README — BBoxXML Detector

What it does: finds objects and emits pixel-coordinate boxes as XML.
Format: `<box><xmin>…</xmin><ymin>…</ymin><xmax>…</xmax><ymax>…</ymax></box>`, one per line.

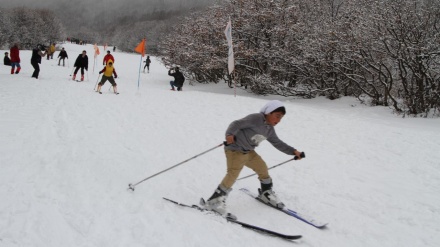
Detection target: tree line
<box><xmin>159</xmin><ymin>0</ymin><xmax>440</xmax><ymax>117</ymax></box>
<box><xmin>0</xmin><ymin>7</ymin><xmax>65</xmax><ymax>50</ymax></box>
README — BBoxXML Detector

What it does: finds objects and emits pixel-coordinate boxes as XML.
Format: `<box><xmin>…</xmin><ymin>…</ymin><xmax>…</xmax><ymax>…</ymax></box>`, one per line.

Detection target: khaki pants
<box><xmin>220</xmin><ymin>150</ymin><xmax>270</xmax><ymax>189</ymax></box>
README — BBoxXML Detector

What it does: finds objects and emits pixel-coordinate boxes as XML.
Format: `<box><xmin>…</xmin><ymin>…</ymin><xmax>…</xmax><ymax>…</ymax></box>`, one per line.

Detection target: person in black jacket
<box><xmin>30</xmin><ymin>44</ymin><xmax>47</xmax><ymax>79</ymax></box>
<box><xmin>57</xmin><ymin>48</ymin><xmax>68</xmax><ymax>67</ymax></box>
<box><xmin>73</xmin><ymin>50</ymin><xmax>88</xmax><ymax>81</ymax></box>
<box><xmin>143</xmin><ymin>56</ymin><xmax>151</xmax><ymax>73</ymax></box>
<box><xmin>4</xmin><ymin>52</ymin><xmax>11</xmax><ymax>66</ymax></box>
<box><xmin>168</xmin><ymin>66</ymin><xmax>185</xmax><ymax>91</ymax></box>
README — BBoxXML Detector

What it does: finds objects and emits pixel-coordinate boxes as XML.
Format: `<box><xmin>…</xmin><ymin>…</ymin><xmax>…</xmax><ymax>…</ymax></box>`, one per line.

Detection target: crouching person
<box><xmin>97</xmin><ymin>60</ymin><xmax>119</xmax><ymax>95</ymax></box>
<box><xmin>168</xmin><ymin>66</ymin><xmax>185</xmax><ymax>91</ymax></box>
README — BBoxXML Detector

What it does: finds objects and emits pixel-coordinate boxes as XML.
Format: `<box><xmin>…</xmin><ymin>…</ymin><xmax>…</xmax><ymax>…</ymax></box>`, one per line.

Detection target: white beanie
<box><xmin>260</xmin><ymin>100</ymin><xmax>284</xmax><ymax>114</ymax></box>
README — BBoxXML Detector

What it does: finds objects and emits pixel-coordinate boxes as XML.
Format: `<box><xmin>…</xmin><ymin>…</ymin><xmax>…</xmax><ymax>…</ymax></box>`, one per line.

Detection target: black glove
<box><xmin>99</xmin><ymin>71</ymin><xmax>102</xmax><ymax>74</ymax></box>
<box><xmin>114</xmin><ymin>75</ymin><xmax>117</xmax><ymax>78</ymax></box>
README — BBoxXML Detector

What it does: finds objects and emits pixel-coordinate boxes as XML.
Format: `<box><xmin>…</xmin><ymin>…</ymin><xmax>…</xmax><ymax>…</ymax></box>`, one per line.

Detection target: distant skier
<box><xmin>73</xmin><ymin>50</ymin><xmax>88</xmax><ymax>81</ymax></box>
<box><xmin>168</xmin><ymin>66</ymin><xmax>185</xmax><ymax>91</ymax></box>
<box><xmin>57</xmin><ymin>47</ymin><xmax>68</xmax><ymax>67</ymax></box>
<box><xmin>4</xmin><ymin>52</ymin><xmax>11</xmax><ymax>66</ymax></box>
<box><xmin>103</xmin><ymin>50</ymin><xmax>114</xmax><ymax>65</ymax></box>
<box><xmin>31</xmin><ymin>44</ymin><xmax>47</xmax><ymax>79</ymax></box>
<box><xmin>143</xmin><ymin>56</ymin><xmax>151</xmax><ymax>73</ymax></box>
<box><xmin>10</xmin><ymin>43</ymin><xmax>21</xmax><ymax>74</ymax></box>
<box><xmin>97</xmin><ymin>60</ymin><xmax>118</xmax><ymax>94</ymax></box>
<box><xmin>47</xmin><ymin>43</ymin><xmax>56</xmax><ymax>60</ymax></box>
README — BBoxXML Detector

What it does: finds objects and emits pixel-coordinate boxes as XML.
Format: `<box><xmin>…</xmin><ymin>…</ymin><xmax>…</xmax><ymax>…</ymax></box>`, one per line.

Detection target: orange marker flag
<box><xmin>134</xmin><ymin>38</ymin><xmax>146</xmax><ymax>57</ymax></box>
<box><xmin>94</xmin><ymin>44</ymin><xmax>100</xmax><ymax>58</ymax></box>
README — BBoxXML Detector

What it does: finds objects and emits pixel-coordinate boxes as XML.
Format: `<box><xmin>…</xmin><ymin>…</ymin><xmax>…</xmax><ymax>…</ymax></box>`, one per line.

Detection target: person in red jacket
<box><xmin>103</xmin><ymin>50</ymin><xmax>114</xmax><ymax>65</ymax></box>
<box><xmin>10</xmin><ymin>43</ymin><xmax>21</xmax><ymax>74</ymax></box>
<box><xmin>97</xmin><ymin>60</ymin><xmax>118</xmax><ymax>94</ymax></box>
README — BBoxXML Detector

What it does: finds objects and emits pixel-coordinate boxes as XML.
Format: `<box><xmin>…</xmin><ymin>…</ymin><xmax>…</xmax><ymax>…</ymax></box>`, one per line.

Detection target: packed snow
<box><xmin>1</xmin><ymin>43</ymin><xmax>440</xmax><ymax>247</ymax></box>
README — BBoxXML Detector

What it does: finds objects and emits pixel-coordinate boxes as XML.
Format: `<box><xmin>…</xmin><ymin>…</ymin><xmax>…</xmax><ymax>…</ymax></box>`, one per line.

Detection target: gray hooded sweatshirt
<box><xmin>224</xmin><ymin>113</ymin><xmax>296</xmax><ymax>155</ymax></box>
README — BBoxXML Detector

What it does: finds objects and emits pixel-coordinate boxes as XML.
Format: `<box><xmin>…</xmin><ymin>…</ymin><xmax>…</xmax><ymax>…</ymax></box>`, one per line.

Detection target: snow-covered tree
<box><xmin>335</xmin><ymin>0</ymin><xmax>440</xmax><ymax>116</ymax></box>
<box><xmin>1</xmin><ymin>7</ymin><xmax>65</xmax><ymax>49</ymax></box>
<box><xmin>37</xmin><ymin>9</ymin><xmax>66</xmax><ymax>45</ymax></box>
<box><xmin>159</xmin><ymin>0</ymin><xmax>440</xmax><ymax>117</ymax></box>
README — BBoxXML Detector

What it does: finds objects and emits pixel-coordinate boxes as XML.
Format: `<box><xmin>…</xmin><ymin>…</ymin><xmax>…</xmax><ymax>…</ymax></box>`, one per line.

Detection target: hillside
<box><xmin>1</xmin><ymin>43</ymin><xmax>440</xmax><ymax>247</ymax></box>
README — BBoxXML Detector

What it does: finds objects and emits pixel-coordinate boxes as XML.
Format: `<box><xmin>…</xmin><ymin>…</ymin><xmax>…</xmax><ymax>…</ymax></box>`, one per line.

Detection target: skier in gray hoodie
<box><xmin>205</xmin><ymin>100</ymin><xmax>304</xmax><ymax>215</ymax></box>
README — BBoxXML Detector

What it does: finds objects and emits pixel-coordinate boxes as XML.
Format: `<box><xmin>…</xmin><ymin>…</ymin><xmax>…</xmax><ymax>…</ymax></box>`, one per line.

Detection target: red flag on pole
<box><xmin>134</xmin><ymin>39</ymin><xmax>146</xmax><ymax>57</ymax></box>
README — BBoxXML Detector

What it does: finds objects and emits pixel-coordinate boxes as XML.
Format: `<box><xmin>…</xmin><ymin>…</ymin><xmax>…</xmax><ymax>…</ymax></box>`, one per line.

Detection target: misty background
<box><xmin>2</xmin><ymin>0</ymin><xmax>219</xmax><ymax>52</ymax></box>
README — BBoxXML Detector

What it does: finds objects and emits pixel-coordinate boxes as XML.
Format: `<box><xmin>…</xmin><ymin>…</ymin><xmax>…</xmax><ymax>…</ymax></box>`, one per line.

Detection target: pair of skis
<box><xmin>163</xmin><ymin>197</ymin><xmax>302</xmax><ymax>241</ymax></box>
<box><xmin>164</xmin><ymin>188</ymin><xmax>327</xmax><ymax>241</ymax></box>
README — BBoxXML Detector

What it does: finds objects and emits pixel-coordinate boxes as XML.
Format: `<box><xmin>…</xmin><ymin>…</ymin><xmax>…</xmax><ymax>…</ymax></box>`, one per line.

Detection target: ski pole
<box><xmin>128</xmin><ymin>142</ymin><xmax>225</xmax><ymax>191</ymax></box>
<box><xmin>69</xmin><ymin>66</ymin><xmax>75</xmax><ymax>77</ymax></box>
<box><xmin>94</xmin><ymin>75</ymin><xmax>101</xmax><ymax>91</ymax></box>
<box><xmin>237</xmin><ymin>152</ymin><xmax>305</xmax><ymax>181</ymax></box>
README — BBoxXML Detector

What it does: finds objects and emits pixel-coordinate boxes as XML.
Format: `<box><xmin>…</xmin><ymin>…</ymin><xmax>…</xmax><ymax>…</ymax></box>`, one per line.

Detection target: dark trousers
<box><xmin>31</xmin><ymin>61</ymin><xmax>40</xmax><ymax>78</ymax></box>
<box><xmin>74</xmin><ymin>66</ymin><xmax>85</xmax><ymax>75</ymax></box>
<box><xmin>99</xmin><ymin>75</ymin><xmax>117</xmax><ymax>86</ymax></box>
<box><xmin>58</xmin><ymin>57</ymin><xmax>66</xmax><ymax>66</ymax></box>
<box><xmin>170</xmin><ymin>81</ymin><xmax>182</xmax><ymax>91</ymax></box>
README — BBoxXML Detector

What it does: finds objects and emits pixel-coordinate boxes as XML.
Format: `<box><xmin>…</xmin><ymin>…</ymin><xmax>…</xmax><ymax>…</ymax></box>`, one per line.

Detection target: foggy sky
<box><xmin>3</xmin><ymin>0</ymin><xmax>220</xmax><ymax>32</ymax></box>
<box><xmin>2</xmin><ymin>0</ymin><xmax>218</xmax><ymax>10</ymax></box>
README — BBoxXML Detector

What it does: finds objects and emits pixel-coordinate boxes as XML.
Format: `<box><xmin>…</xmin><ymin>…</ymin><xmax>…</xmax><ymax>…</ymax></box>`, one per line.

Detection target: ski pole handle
<box><xmin>223</xmin><ymin>136</ymin><xmax>236</xmax><ymax>146</ymax></box>
<box><xmin>293</xmin><ymin>152</ymin><xmax>305</xmax><ymax>160</ymax></box>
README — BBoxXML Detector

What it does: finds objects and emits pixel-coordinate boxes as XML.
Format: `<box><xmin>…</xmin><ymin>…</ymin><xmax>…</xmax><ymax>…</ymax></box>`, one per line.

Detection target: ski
<box><xmin>240</xmin><ymin>188</ymin><xmax>327</xmax><ymax>229</ymax></box>
<box><xmin>163</xmin><ymin>197</ymin><xmax>302</xmax><ymax>240</ymax></box>
<box><xmin>95</xmin><ymin>91</ymin><xmax>118</xmax><ymax>95</ymax></box>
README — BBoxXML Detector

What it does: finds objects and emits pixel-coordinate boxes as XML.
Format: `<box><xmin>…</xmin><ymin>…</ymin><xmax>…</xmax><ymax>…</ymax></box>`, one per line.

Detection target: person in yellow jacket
<box><xmin>97</xmin><ymin>60</ymin><xmax>118</xmax><ymax>94</ymax></box>
<box><xmin>48</xmin><ymin>43</ymin><xmax>55</xmax><ymax>59</ymax></box>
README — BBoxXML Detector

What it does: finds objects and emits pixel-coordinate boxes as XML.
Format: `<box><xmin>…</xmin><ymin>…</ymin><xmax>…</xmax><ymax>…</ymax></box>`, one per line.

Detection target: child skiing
<box><xmin>204</xmin><ymin>100</ymin><xmax>304</xmax><ymax>215</ymax></box>
<box><xmin>97</xmin><ymin>60</ymin><xmax>118</xmax><ymax>94</ymax></box>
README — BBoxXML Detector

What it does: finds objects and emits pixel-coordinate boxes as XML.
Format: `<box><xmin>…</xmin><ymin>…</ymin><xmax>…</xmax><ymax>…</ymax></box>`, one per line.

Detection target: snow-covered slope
<box><xmin>1</xmin><ymin>43</ymin><xmax>439</xmax><ymax>247</ymax></box>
